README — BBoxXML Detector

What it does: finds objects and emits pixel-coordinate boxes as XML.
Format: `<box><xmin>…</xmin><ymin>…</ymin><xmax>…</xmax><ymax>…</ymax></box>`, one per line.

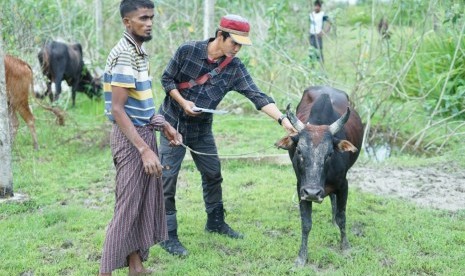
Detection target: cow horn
<box><xmin>286</xmin><ymin>104</ymin><xmax>305</xmax><ymax>132</ymax></box>
<box><xmin>329</xmin><ymin>107</ymin><xmax>351</xmax><ymax>135</ymax></box>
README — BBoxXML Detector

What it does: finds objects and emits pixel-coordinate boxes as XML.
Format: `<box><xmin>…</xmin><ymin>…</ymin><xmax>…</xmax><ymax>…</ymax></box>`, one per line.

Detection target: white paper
<box><xmin>192</xmin><ymin>106</ymin><xmax>228</xmax><ymax>114</ymax></box>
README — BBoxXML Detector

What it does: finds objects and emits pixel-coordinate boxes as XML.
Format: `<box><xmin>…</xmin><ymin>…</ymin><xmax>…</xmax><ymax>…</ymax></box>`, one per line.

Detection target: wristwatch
<box><xmin>278</xmin><ymin>114</ymin><xmax>287</xmax><ymax>125</ymax></box>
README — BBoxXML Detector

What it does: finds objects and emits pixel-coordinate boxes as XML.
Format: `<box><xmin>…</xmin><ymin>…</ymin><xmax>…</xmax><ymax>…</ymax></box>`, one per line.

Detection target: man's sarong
<box><xmin>100</xmin><ymin>119</ymin><xmax>167</xmax><ymax>273</ymax></box>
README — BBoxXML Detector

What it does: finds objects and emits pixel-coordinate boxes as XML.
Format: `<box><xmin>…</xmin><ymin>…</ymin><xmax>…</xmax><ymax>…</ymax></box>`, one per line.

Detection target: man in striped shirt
<box><xmin>99</xmin><ymin>1</ymin><xmax>181</xmax><ymax>275</ymax></box>
<box><xmin>158</xmin><ymin>14</ymin><xmax>296</xmax><ymax>257</ymax></box>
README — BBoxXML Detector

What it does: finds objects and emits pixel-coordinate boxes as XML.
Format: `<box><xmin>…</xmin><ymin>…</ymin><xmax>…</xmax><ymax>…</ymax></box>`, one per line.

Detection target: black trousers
<box><xmin>309</xmin><ymin>34</ymin><xmax>324</xmax><ymax>62</ymax></box>
<box><xmin>159</xmin><ymin>130</ymin><xmax>223</xmax><ymax>218</ymax></box>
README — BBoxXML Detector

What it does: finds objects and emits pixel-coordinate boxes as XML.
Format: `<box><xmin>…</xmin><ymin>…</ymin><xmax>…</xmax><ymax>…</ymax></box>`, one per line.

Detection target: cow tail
<box><xmin>39</xmin><ymin>44</ymin><xmax>50</xmax><ymax>76</ymax></box>
<box><xmin>30</xmin><ymin>60</ymin><xmax>66</xmax><ymax>126</ymax></box>
<box><xmin>32</xmin><ymin>95</ymin><xmax>66</xmax><ymax>126</ymax></box>
<box><xmin>25</xmin><ymin>63</ymin><xmax>35</xmax><ymax>100</ymax></box>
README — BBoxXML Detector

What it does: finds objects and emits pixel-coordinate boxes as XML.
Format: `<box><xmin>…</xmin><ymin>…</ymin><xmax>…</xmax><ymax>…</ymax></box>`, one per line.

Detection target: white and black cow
<box><xmin>276</xmin><ymin>86</ymin><xmax>364</xmax><ymax>266</ymax></box>
<box><xmin>38</xmin><ymin>40</ymin><xmax>102</xmax><ymax>106</ymax></box>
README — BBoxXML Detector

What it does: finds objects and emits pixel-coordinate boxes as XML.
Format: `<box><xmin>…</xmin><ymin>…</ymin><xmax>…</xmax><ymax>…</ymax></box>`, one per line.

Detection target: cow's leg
<box><xmin>72</xmin><ymin>88</ymin><xmax>76</xmax><ymax>107</ymax></box>
<box><xmin>46</xmin><ymin>81</ymin><xmax>53</xmax><ymax>102</ymax></box>
<box><xmin>330</xmin><ymin>193</ymin><xmax>338</xmax><ymax>227</ymax></box>
<box><xmin>53</xmin><ymin>78</ymin><xmax>63</xmax><ymax>102</ymax></box>
<box><xmin>8</xmin><ymin>104</ymin><xmax>19</xmax><ymax>142</ymax></box>
<box><xmin>296</xmin><ymin>199</ymin><xmax>312</xmax><ymax>267</ymax></box>
<box><xmin>334</xmin><ymin>181</ymin><xmax>350</xmax><ymax>250</ymax></box>
<box><xmin>15</xmin><ymin>102</ymin><xmax>38</xmax><ymax>150</ymax></box>
<box><xmin>71</xmin><ymin>85</ymin><xmax>78</xmax><ymax>107</ymax></box>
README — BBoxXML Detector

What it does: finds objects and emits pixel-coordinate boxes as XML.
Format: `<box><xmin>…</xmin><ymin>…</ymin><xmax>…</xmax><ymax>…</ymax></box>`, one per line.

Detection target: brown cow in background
<box><xmin>4</xmin><ymin>55</ymin><xmax>39</xmax><ymax>150</ymax></box>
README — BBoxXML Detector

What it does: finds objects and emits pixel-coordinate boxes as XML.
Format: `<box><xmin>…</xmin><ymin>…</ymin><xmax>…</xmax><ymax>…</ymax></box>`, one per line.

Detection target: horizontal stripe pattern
<box><xmin>104</xmin><ymin>32</ymin><xmax>155</xmax><ymax>126</ymax></box>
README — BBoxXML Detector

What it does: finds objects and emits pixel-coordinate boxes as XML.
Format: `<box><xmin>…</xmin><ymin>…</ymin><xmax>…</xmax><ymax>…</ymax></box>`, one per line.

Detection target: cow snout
<box><xmin>301</xmin><ymin>187</ymin><xmax>324</xmax><ymax>203</ymax></box>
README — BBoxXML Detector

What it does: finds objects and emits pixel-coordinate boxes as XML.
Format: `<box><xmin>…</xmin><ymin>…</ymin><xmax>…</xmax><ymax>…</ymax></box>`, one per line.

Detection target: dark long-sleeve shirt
<box><xmin>159</xmin><ymin>38</ymin><xmax>274</xmax><ymax>141</ymax></box>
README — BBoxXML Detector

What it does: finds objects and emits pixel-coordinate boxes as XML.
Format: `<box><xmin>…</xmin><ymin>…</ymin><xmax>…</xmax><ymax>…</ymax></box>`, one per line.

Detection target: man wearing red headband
<box><xmin>158</xmin><ymin>14</ymin><xmax>296</xmax><ymax>256</ymax></box>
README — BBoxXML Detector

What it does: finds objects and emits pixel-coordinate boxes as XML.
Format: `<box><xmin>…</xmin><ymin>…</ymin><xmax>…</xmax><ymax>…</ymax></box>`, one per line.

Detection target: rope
<box><xmin>169</xmin><ymin>105</ymin><xmax>280</xmax><ymax>157</ymax></box>
<box><xmin>180</xmin><ymin>142</ymin><xmax>277</xmax><ymax>157</ymax></box>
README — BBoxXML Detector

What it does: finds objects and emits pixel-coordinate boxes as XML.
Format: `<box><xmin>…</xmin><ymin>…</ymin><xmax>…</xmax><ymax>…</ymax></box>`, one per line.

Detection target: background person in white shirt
<box><xmin>309</xmin><ymin>0</ymin><xmax>331</xmax><ymax>63</ymax></box>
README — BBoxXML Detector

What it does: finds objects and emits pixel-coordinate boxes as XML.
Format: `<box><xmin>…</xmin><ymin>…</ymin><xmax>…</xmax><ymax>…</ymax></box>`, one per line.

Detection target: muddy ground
<box><xmin>347</xmin><ymin>161</ymin><xmax>465</xmax><ymax>212</ymax></box>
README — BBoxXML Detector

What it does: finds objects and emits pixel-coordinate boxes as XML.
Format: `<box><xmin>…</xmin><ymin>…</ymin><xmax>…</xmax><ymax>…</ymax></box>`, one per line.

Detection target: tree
<box><xmin>0</xmin><ymin>26</ymin><xmax>14</xmax><ymax>198</ymax></box>
<box><xmin>95</xmin><ymin>0</ymin><xmax>103</xmax><ymax>57</ymax></box>
<box><xmin>203</xmin><ymin>0</ymin><xmax>215</xmax><ymax>39</ymax></box>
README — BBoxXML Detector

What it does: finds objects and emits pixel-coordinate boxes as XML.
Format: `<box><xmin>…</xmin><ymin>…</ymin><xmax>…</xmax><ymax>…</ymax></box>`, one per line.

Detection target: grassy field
<box><xmin>1</xmin><ymin>98</ymin><xmax>465</xmax><ymax>275</ymax></box>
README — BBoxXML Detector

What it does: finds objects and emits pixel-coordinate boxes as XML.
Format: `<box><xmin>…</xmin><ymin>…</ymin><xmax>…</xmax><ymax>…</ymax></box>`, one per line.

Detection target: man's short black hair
<box><xmin>120</xmin><ymin>0</ymin><xmax>154</xmax><ymax>18</ymax></box>
<box><xmin>314</xmin><ymin>0</ymin><xmax>323</xmax><ymax>6</ymax></box>
<box><xmin>215</xmin><ymin>28</ymin><xmax>231</xmax><ymax>41</ymax></box>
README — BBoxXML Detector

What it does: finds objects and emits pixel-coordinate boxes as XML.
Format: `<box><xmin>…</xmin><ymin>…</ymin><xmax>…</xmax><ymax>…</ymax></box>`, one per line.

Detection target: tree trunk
<box><xmin>0</xmin><ymin>29</ymin><xmax>14</xmax><ymax>198</ymax></box>
<box><xmin>203</xmin><ymin>0</ymin><xmax>215</xmax><ymax>40</ymax></box>
<box><xmin>95</xmin><ymin>0</ymin><xmax>103</xmax><ymax>55</ymax></box>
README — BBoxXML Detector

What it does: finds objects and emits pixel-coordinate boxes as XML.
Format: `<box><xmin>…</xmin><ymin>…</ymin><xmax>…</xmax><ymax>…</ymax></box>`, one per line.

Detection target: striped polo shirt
<box><xmin>104</xmin><ymin>31</ymin><xmax>155</xmax><ymax>126</ymax></box>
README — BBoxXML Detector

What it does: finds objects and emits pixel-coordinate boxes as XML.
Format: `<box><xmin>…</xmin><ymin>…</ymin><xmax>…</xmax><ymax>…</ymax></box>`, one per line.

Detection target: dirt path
<box><xmin>206</xmin><ymin>154</ymin><xmax>465</xmax><ymax>212</ymax></box>
<box><xmin>233</xmin><ymin>154</ymin><xmax>465</xmax><ymax>212</ymax></box>
<box><xmin>347</xmin><ymin>162</ymin><xmax>465</xmax><ymax>212</ymax></box>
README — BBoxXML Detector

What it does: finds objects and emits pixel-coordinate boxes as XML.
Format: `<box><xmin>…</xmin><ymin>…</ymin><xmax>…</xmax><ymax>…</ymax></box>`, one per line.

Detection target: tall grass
<box><xmin>2</xmin><ymin>0</ymin><xmax>464</xmax><ymax>154</ymax></box>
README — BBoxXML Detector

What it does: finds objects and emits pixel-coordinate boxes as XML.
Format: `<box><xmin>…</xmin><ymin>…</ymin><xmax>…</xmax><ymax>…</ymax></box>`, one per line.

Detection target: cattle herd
<box><xmin>4</xmin><ymin>40</ymin><xmax>102</xmax><ymax>149</ymax></box>
<box><xmin>4</xmin><ymin>41</ymin><xmax>364</xmax><ymax>267</ymax></box>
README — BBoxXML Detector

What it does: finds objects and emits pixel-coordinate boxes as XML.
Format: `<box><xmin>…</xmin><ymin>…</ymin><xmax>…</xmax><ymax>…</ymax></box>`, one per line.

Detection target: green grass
<box><xmin>1</xmin><ymin>96</ymin><xmax>465</xmax><ymax>275</ymax></box>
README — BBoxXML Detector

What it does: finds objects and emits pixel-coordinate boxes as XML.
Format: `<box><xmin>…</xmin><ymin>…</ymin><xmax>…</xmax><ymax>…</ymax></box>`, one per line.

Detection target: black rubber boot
<box><xmin>159</xmin><ymin>213</ymin><xmax>188</xmax><ymax>256</ymax></box>
<box><xmin>159</xmin><ymin>229</ymin><xmax>189</xmax><ymax>256</ymax></box>
<box><xmin>205</xmin><ymin>204</ymin><xmax>244</xmax><ymax>239</ymax></box>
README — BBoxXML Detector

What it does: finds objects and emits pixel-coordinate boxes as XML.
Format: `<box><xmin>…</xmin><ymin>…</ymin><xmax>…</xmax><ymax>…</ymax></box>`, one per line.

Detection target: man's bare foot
<box><xmin>127</xmin><ymin>252</ymin><xmax>153</xmax><ymax>275</ymax></box>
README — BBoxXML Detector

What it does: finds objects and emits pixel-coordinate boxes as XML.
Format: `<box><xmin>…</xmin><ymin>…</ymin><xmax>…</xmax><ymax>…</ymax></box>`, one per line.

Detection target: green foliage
<box><xmin>1</xmin><ymin>0</ymin><xmax>464</xmax><ymax>153</ymax></box>
<box><xmin>265</xmin><ymin>1</ymin><xmax>290</xmax><ymax>44</ymax></box>
<box><xmin>393</xmin><ymin>0</ymin><xmax>430</xmax><ymax>27</ymax></box>
<box><xmin>1</xmin><ymin>0</ymin><xmax>94</xmax><ymax>48</ymax></box>
<box><xmin>399</xmin><ymin>16</ymin><xmax>465</xmax><ymax>118</ymax></box>
<box><xmin>340</xmin><ymin>5</ymin><xmax>372</xmax><ymax>26</ymax></box>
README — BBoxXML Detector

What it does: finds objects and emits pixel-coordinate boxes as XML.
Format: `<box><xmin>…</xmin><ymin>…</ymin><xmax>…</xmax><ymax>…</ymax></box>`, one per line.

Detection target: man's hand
<box><xmin>168</xmin><ymin>89</ymin><xmax>201</xmax><ymax>117</ymax></box>
<box><xmin>182</xmin><ymin>100</ymin><xmax>202</xmax><ymax>117</ymax></box>
<box><xmin>163</xmin><ymin>123</ymin><xmax>183</xmax><ymax>146</ymax></box>
<box><xmin>282</xmin><ymin>118</ymin><xmax>298</xmax><ymax>134</ymax></box>
<box><xmin>140</xmin><ymin>147</ymin><xmax>163</xmax><ymax>176</ymax></box>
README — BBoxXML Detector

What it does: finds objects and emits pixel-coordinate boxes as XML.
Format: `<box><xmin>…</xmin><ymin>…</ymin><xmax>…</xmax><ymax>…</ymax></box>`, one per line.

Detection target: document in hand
<box><xmin>192</xmin><ymin>106</ymin><xmax>228</xmax><ymax>115</ymax></box>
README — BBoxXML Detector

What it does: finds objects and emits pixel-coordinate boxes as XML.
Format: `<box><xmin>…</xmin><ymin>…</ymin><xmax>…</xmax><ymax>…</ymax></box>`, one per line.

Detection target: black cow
<box><xmin>276</xmin><ymin>86</ymin><xmax>363</xmax><ymax>267</ymax></box>
<box><xmin>38</xmin><ymin>40</ymin><xmax>102</xmax><ymax>106</ymax></box>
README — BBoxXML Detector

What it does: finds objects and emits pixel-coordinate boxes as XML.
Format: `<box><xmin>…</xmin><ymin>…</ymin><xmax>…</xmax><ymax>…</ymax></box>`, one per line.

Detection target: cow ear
<box><xmin>333</xmin><ymin>138</ymin><xmax>358</xmax><ymax>153</ymax></box>
<box><xmin>275</xmin><ymin>134</ymin><xmax>297</xmax><ymax>150</ymax></box>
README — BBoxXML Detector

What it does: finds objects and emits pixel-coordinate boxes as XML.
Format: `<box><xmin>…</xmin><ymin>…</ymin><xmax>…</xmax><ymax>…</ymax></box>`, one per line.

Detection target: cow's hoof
<box><xmin>341</xmin><ymin>241</ymin><xmax>350</xmax><ymax>251</ymax></box>
<box><xmin>294</xmin><ymin>257</ymin><xmax>306</xmax><ymax>267</ymax></box>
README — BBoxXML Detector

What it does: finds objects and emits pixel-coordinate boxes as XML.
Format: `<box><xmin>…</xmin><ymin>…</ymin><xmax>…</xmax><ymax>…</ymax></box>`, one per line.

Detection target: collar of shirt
<box><xmin>123</xmin><ymin>31</ymin><xmax>148</xmax><ymax>56</ymax></box>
